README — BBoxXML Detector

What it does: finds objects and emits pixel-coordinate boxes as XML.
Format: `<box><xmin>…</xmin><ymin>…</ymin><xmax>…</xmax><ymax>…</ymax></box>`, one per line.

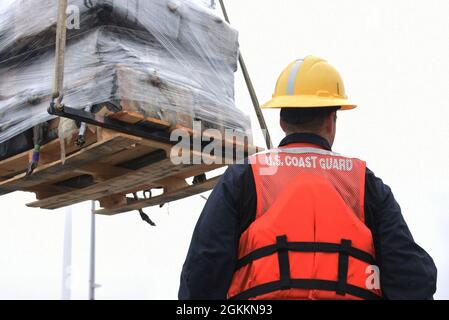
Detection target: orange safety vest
<box><xmin>227</xmin><ymin>143</ymin><xmax>382</xmax><ymax>300</ymax></box>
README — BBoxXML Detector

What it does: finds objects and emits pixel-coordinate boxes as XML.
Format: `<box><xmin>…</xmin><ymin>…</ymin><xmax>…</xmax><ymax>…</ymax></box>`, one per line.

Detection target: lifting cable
<box><xmin>218</xmin><ymin>0</ymin><xmax>273</xmax><ymax>150</ymax></box>
<box><xmin>27</xmin><ymin>0</ymin><xmax>68</xmax><ymax>175</ymax></box>
<box><xmin>53</xmin><ymin>0</ymin><xmax>68</xmax><ymax>110</ymax></box>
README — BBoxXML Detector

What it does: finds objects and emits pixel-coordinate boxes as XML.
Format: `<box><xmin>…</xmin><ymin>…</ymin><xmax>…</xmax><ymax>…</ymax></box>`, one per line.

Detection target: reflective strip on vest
<box><xmin>255</xmin><ymin>147</ymin><xmax>346</xmax><ymax>157</ymax></box>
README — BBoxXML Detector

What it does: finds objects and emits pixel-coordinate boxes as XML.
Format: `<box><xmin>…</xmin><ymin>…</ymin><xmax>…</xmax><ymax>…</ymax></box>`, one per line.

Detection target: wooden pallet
<box><xmin>0</xmin><ymin>112</ymin><xmax>257</xmax><ymax>215</ymax></box>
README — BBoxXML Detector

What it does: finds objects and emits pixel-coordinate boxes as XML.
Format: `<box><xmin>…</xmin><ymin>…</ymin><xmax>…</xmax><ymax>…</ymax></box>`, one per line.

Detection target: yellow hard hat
<box><xmin>262</xmin><ymin>55</ymin><xmax>356</xmax><ymax>110</ymax></box>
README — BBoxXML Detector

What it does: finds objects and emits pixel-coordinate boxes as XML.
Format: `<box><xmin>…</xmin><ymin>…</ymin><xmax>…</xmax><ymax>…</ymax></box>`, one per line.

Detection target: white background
<box><xmin>0</xmin><ymin>0</ymin><xmax>448</xmax><ymax>299</ymax></box>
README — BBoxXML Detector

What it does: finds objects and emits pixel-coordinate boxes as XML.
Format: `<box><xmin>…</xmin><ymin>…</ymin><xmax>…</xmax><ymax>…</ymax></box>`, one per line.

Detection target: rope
<box><xmin>218</xmin><ymin>0</ymin><xmax>273</xmax><ymax>149</ymax></box>
<box><xmin>53</xmin><ymin>0</ymin><xmax>68</xmax><ymax>108</ymax></box>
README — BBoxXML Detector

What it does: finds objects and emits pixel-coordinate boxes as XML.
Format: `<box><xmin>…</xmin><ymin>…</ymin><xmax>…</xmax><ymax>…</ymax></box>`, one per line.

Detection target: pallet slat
<box><xmin>109</xmin><ymin>111</ymin><xmax>171</xmax><ymax>131</ymax></box>
<box><xmin>27</xmin><ymin>155</ymin><xmax>223</xmax><ymax>210</ymax></box>
<box><xmin>0</xmin><ymin>113</ymin><xmax>257</xmax><ymax>215</ymax></box>
<box><xmin>96</xmin><ymin>176</ymin><xmax>221</xmax><ymax>215</ymax></box>
<box><xmin>0</xmin><ymin>134</ymin><xmax>136</xmax><ymax>193</ymax></box>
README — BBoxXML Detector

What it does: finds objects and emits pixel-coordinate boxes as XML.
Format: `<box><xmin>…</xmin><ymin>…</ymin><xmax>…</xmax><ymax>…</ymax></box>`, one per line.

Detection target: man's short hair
<box><xmin>280</xmin><ymin>106</ymin><xmax>340</xmax><ymax>131</ymax></box>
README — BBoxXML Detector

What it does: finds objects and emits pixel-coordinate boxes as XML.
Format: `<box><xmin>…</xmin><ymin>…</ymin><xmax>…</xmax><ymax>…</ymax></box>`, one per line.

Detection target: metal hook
<box><xmin>50</xmin><ymin>92</ymin><xmax>65</xmax><ymax>112</ymax></box>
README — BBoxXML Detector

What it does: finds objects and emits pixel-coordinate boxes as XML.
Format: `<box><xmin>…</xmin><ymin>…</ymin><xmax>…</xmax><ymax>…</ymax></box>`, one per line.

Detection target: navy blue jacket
<box><xmin>179</xmin><ymin>133</ymin><xmax>437</xmax><ymax>300</ymax></box>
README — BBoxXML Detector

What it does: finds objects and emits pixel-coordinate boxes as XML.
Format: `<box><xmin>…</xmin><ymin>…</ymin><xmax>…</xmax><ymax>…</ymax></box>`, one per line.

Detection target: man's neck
<box><xmin>279</xmin><ymin>133</ymin><xmax>332</xmax><ymax>151</ymax></box>
<box><xmin>285</xmin><ymin>131</ymin><xmax>331</xmax><ymax>144</ymax></box>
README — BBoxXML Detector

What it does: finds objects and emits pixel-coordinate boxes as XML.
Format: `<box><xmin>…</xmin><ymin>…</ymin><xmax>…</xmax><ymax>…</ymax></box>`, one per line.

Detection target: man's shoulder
<box><xmin>365</xmin><ymin>167</ymin><xmax>392</xmax><ymax>196</ymax></box>
<box><xmin>364</xmin><ymin>167</ymin><xmax>398</xmax><ymax>222</ymax></box>
<box><xmin>222</xmin><ymin>162</ymin><xmax>253</xmax><ymax>184</ymax></box>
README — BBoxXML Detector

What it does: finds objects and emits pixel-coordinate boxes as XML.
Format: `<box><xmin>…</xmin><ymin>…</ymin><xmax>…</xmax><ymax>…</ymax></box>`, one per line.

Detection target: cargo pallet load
<box><xmin>0</xmin><ymin>0</ymin><xmax>262</xmax><ymax>216</ymax></box>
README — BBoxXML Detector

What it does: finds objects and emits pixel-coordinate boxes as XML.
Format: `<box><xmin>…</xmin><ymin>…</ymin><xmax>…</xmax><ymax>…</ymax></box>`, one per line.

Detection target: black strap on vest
<box><xmin>337</xmin><ymin>239</ymin><xmax>352</xmax><ymax>295</ymax></box>
<box><xmin>276</xmin><ymin>236</ymin><xmax>291</xmax><ymax>290</ymax></box>
<box><xmin>231</xmin><ymin>236</ymin><xmax>380</xmax><ymax>300</ymax></box>
<box><xmin>229</xmin><ymin>279</ymin><xmax>380</xmax><ymax>300</ymax></box>
<box><xmin>236</xmin><ymin>239</ymin><xmax>376</xmax><ymax>270</ymax></box>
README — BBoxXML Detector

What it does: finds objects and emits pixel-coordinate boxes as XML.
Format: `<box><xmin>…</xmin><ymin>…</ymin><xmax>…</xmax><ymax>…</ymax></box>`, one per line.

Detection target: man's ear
<box><xmin>325</xmin><ymin>112</ymin><xmax>336</xmax><ymax>134</ymax></box>
<box><xmin>280</xmin><ymin>118</ymin><xmax>288</xmax><ymax>133</ymax></box>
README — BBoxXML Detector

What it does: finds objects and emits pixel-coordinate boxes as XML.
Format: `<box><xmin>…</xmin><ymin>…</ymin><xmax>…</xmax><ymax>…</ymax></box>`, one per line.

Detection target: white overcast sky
<box><xmin>0</xmin><ymin>0</ymin><xmax>448</xmax><ymax>299</ymax></box>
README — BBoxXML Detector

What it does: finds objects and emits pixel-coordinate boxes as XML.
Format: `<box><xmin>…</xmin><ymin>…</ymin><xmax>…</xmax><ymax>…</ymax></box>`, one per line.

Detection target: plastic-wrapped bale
<box><xmin>0</xmin><ymin>0</ymin><xmax>251</xmax><ymax>153</ymax></box>
<box><xmin>0</xmin><ymin>0</ymin><xmax>238</xmax><ymax>67</ymax></box>
<box><xmin>0</xmin><ymin>25</ymin><xmax>249</xmax><ymax>144</ymax></box>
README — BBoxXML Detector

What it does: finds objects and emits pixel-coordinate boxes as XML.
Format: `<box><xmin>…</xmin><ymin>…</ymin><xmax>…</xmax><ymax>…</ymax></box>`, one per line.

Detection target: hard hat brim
<box><xmin>262</xmin><ymin>95</ymin><xmax>357</xmax><ymax>110</ymax></box>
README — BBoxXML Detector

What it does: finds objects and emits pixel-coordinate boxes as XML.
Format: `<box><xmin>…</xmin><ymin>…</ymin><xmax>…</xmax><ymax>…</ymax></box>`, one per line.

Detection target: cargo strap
<box><xmin>52</xmin><ymin>0</ymin><xmax>68</xmax><ymax>109</ymax></box>
<box><xmin>26</xmin><ymin>124</ymin><xmax>46</xmax><ymax>176</ymax></box>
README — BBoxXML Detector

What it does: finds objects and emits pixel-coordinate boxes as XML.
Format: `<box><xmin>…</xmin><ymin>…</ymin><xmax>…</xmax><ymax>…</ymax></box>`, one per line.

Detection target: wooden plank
<box><xmin>0</xmin><ymin>151</ymin><xmax>29</xmax><ymax>179</ymax></box>
<box><xmin>96</xmin><ymin>175</ymin><xmax>221</xmax><ymax>215</ymax></box>
<box><xmin>109</xmin><ymin>111</ymin><xmax>171</xmax><ymax>131</ymax></box>
<box><xmin>124</xmin><ymin>134</ymin><xmax>173</xmax><ymax>154</ymax></box>
<box><xmin>145</xmin><ymin>117</ymin><xmax>171</xmax><ymax>128</ymax></box>
<box><xmin>28</xmin><ymin>184</ymin><xmax>78</xmax><ymax>200</ymax></box>
<box><xmin>27</xmin><ymin>160</ymin><xmax>194</xmax><ymax>209</ymax></box>
<box><xmin>37</xmin><ymin>126</ymin><xmax>97</xmax><ymax>165</ymax></box>
<box><xmin>0</xmin><ymin>126</ymin><xmax>97</xmax><ymax>180</ymax></box>
<box><xmin>157</xmin><ymin>177</ymin><xmax>189</xmax><ymax>193</ymax></box>
<box><xmin>26</xmin><ymin>151</ymin><xmax>227</xmax><ymax>210</ymax></box>
<box><xmin>75</xmin><ymin>163</ymin><xmax>133</xmax><ymax>182</ymax></box>
<box><xmin>99</xmin><ymin>144</ymin><xmax>160</xmax><ymax>166</ymax></box>
<box><xmin>170</xmin><ymin>163</ymin><xmax>223</xmax><ymax>180</ymax></box>
<box><xmin>109</xmin><ymin>111</ymin><xmax>145</xmax><ymax>124</ymax></box>
<box><xmin>170</xmin><ymin>124</ymin><xmax>194</xmax><ymax>135</ymax></box>
<box><xmin>98</xmin><ymin>194</ymin><xmax>128</xmax><ymax>209</ymax></box>
<box><xmin>105</xmin><ymin>165</ymin><xmax>217</xmax><ymax>198</ymax></box>
<box><xmin>0</xmin><ymin>133</ymin><xmax>138</xmax><ymax>193</ymax></box>
<box><xmin>0</xmin><ymin>115</ymin><xmax>256</xmax><ymax>210</ymax></box>
<box><xmin>108</xmin><ymin>183</ymin><xmax>160</xmax><ymax>197</ymax></box>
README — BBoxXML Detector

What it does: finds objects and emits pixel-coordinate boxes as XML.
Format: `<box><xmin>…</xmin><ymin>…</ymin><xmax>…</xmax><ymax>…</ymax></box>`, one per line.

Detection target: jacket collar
<box><xmin>278</xmin><ymin>133</ymin><xmax>332</xmax><ymax>151</ymax></box>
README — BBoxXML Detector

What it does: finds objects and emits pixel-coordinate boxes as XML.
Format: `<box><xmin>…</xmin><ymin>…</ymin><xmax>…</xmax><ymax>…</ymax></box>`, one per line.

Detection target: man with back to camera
<box><xmin>179</xmin><ymin>55</ymin><xmax>437</xmax><ymax>300</ymax></box>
